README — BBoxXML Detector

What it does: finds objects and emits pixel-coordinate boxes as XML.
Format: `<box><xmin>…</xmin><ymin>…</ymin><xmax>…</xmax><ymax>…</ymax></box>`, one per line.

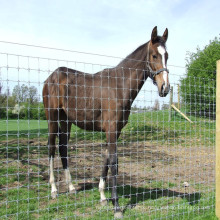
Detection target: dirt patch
<box><xmin>1</xmin><ymin>140</ymin><xmax>215</xmax><ymax>195</ymax></box>
<box><xmin>0</xmin><ymin>138</ymin><xmax>48</xmax><ymax>147</ymax></box>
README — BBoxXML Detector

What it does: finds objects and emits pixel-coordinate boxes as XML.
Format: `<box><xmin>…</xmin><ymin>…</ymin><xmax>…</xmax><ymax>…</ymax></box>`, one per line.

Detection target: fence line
<box><xmin>0</xmin><ymin>40</ymin><xmax>210</xmax><ymax>71</ymax></box>
<box><xmin>0</xmin><ymin>43</ymin><xmax>217</xmax><ymax>219</ymax></box>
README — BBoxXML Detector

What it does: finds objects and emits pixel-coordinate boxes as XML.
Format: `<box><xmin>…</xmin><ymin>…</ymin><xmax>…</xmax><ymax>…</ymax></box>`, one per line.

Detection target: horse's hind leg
<box><xmin>48</xmin><ymin>120</ymin><xmax>58</xmax><ymax>199</ymax></box>
<box><xmin>59</xmin><ymin>119</ymin><xmax>75</xmax><ymax>193</ymax></box>
<box><xmin>107</xmin><ymin>128</ymin><xmax>122</xmax><ymax>219</ymax></box>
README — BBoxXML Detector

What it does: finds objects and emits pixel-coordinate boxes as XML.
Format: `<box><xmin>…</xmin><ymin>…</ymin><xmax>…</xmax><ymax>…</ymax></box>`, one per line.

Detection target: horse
<box><xmin>42</xmin><ymin>26</ymin><xmax>170</xmax><ymax>218</ymax></box>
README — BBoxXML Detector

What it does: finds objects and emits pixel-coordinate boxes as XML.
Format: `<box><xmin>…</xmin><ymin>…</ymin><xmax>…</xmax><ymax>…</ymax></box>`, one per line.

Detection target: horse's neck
<box><xmin>125</xmin><ymin>67</ymin><xmax>147</xmax><ymax>101</ymax></box>
<box><xmin>104</xmin><ymin>42</ymin><xmax>149</xmax><ymax>105</ymax></box>
<box><xmin>116</xmin><ymin>42</ymin><xmax>148</xmax><ymax>97</ymax></box>
<box><xmin>112</xmin><ymin>61</ymin><xmax>147</xmax><ymax>106</ymax></box>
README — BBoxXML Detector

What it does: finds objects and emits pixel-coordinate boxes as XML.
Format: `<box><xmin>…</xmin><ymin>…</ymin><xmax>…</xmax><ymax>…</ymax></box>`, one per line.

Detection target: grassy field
<box><xmin>0</xmin><ymin>110</ymin><xmax>217</xmax><ymax>219</ymax></box>
<box><xmin>0</xmin><ymin>109</ymin><xmax>215</xmax><ymax>144</ymax></box>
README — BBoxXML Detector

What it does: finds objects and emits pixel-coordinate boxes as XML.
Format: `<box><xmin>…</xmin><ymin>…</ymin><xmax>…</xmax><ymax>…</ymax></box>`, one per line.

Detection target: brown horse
<box><xmin>42</xmin><ymin>26</ymin><xmax>169</xmax><ymax>218</ymax></box>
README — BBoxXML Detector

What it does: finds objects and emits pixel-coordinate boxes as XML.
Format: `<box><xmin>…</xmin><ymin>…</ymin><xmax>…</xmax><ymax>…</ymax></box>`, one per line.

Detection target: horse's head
<box><xmin>147</xmin><ymin>26</ymin><xmax>170</xmax><ymax>97</ymax></box>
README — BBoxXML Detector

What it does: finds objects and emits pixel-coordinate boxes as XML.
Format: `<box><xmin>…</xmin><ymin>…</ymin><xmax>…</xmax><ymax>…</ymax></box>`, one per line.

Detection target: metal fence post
<box><xmin>216</xmin><ymin>60</ymin><xmax>220</xmax><ymax>218</ymax></box>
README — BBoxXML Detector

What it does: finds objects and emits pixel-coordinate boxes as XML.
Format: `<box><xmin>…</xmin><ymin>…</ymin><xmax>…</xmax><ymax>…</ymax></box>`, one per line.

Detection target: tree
<box><xmin>161</xmin><ymin>103</ymin><xmax>169</xmax><ymax>110</ymax></box>
<box><xmin>0</xmin><ymin>91</ymin><xmax>7</xmax><ymax>118</ymax></box>
<box><xmin>12</xmin><ymin>84</ymin><xmax>28</xmax><ymax>102</ymax></box>
<box><xmin>152</xmin><ymin>99</ymin><xmax>160</xmax><ymax>111</ymax></box>
<box><xmin>0</xmin><ymin>84</ymin><xmax>16</xmax><ymax>119</ymax></box>
<box><xmin>0</xmin><ymin>83</ymin><xmax>40</xmax><ymax>119</ymax></box>
<box><xmin>29</xmin><ymin>86</ymin><xmax>38</xmax><ymax>103</ymax></box>
<box><xmin>180</xmin><ymin>36</ymin><xmax>220</xmax><ymax>117</ymax></box>
<box><xmin>12</xmin><ymin>84</ymin><xmax>38</xmax><ymax>103</ymax></box>
<box><xmin>0</xmin><ymin>82</ymin><xmax>3</xmax><ymax>95</ymax></box>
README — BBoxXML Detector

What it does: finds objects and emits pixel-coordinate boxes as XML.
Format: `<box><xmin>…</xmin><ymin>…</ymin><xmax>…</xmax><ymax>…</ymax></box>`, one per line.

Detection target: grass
<box><xmin>0</xmin><ymin>181</ymin><xmax>216</xmax><ymax>219</ymax></box>
<box><xmin>0</xmin><ymin>109</ymin><xmax>215</xmax><ymax>145</ymax></box>
<box><xmin>0</xmin><ymin>120</ymin><xmax>48</xmax><ymax>141</ymax></box>
<box><xmin>0</xmin><ymin>109</ymin><xmax>217</xmax><ymax>219</ymax></box>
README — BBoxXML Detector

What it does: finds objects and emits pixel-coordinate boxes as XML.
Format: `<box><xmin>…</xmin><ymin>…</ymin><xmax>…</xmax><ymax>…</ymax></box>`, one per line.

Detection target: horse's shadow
<box><xmin>76</xmin><ymin>182</ymin><xmax>201</xmax><ymax>213</ymax></box>
<box><xmin>117</xmin><ymin>185</ymin><xmax>201</xmax><ymax>213</ymax></box>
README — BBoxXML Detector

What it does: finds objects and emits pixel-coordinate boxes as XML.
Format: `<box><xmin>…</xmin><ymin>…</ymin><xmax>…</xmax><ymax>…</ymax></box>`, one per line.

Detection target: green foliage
<box><xmin>8</xmin><ymin>102</ymin><xmax>46</xmax><ymax>120</ymax></box>
<box><xmin>0</xmin><ymin>83</ymin><xmax>44</xmax><ymax>120</ymax></box>
<box><xmin>180</xmin><ymin>36</ymin><xmax>220</xmax><ymax>117</ymax></box>
<box><xmin>0</xmin><ymin>101</ymin><xmax>46</xmax><ymax>120</ymax></box>
<box><xmin>0</xmin><ymin>93</ymin><xmax>16</xmax><ymax>119</ymax></box>
<box><xmin>0</xmin><ymin>94</ymin><xmax>7</xmax><ymax>119</ymax></box>
<box><xmin>12</xmin><ymin>84</ymin><xmax>38</xmax><ymax>103</ymax></box>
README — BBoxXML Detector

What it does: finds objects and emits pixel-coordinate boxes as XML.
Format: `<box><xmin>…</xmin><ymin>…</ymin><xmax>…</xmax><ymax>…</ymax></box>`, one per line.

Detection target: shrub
<box><xmin>180</xmin><ymin>36</ymin><xmax>220</xmax><ymax>118</ymax></box>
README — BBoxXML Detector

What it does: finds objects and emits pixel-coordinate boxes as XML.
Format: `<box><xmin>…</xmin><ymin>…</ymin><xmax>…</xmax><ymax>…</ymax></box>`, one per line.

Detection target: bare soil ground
<box><xmin>3</xmin><ymin>139</ymin><xmax>214</xmax><ymax>197</ymax></box>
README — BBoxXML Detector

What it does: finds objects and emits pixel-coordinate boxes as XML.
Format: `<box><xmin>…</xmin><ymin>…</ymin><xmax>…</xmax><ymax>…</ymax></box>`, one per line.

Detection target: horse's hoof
<box><xmin>114</xmin><ymin>211</ymin><xmax>123</xmax><ymax>219</ymax></box>
<box><xmin>100</xmin><ymin>199</ymin><xmax>107</xmax><ymax>206</ymax></box>
<box><xmin>51</xmin><ymin>191</ymin><xmax>57</xmax><ymax>199</ymax></box>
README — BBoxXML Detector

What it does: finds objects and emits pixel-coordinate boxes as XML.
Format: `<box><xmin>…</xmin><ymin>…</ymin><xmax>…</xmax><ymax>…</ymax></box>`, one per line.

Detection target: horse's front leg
<box><xmin>99</xmin><ymin>149</ymin><xmax>109</xmax><ymax>206</ymax></box>
<box><xmin>108</xmin><ymin>130</ymin><xmax>123</xmax><ymax>219</ymax></box>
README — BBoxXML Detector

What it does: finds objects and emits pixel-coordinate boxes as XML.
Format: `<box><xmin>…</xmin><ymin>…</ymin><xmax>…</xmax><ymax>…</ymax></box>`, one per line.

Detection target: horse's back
<box><xmin>42</xmin><ymin>66</ymin><xmax>131</xmax><ymax>132</ymax></box>
<box><xmin>43</xmin><ymin>67</ymin><xmax>103</xmax><ymax>129</ymax></box>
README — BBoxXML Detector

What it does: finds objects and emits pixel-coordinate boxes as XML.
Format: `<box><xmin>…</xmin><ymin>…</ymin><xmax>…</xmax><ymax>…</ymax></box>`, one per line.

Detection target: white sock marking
<box><xmin>99</xmin><ymin>177</ymin><xmax>107</xmax><ymax>201</ymax></box>
<box><xmin>64</xmin><ymin>168</ymin><xmax>75</xmax><ymax>192</ymax></box>
<box><xmin>49</xmin><ymin>156</ymin><xmax>57</xmax><ymax>195</ymax></box>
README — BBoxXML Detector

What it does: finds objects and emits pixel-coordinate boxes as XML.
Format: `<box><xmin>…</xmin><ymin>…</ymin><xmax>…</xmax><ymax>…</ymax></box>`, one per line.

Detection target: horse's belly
<box><xmin>66</xmin><ymin>108</ymin><xmax>103</xmax><ymax>132</ymax></box>
<box><xmin>72</xmin><ymin>120</ymin><xmax>103</xmax><ymax>132</ymax></box>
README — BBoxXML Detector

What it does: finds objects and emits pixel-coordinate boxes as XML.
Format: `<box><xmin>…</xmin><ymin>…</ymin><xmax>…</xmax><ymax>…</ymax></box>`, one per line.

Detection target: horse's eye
<box><xmin>152</xmin><ymin>55</ymin><xmax>157</xmax><ymax>59</ymax></box>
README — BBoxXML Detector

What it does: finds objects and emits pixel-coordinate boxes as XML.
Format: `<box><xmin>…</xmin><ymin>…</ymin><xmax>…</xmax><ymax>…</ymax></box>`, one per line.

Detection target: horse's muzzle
<box><xmin>159</xmin><ymin>83</ymin><xmax>170</xmax><ymax>97</ymax></box>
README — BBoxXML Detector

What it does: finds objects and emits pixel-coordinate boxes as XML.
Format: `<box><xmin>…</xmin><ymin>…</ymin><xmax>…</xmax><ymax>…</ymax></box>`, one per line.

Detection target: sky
<box><xmin>0</xmin><ymin>0</ymin><xmax>219</xmax><ymax>107</ymax></box>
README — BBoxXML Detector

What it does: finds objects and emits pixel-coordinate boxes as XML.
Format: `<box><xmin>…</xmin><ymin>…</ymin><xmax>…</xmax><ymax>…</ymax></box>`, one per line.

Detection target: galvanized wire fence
<box><xmin>0</xmin><ymin>42</ymin><xmax>216</xmax><ymax>219</ymax></box>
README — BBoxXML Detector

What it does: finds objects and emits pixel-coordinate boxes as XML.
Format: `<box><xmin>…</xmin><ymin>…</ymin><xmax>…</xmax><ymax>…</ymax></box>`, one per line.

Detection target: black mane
<box><xmin>117</xmin><ymin>35</ymin><xmax>166</xmax><ymax>68</ymax></box>
<box><xmin>116</xmin><ymin>43</ymin><xmax>147</xmax><ymax>68</ymax></box>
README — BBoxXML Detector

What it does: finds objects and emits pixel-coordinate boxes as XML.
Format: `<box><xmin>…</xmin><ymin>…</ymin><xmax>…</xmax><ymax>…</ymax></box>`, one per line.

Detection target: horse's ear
<box><xmin>151</xmin><ymin>26</ymin><xmax>157</xmax><ymax>43</ymax></box>
<box><xmin>163</xmin><ymin>28</ymin><xmax>168</xmax><ymax>42</ymax></box>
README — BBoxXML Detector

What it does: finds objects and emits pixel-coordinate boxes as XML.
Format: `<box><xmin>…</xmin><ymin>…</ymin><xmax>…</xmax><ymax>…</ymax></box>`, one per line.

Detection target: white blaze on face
<box><xmin>157</xmin><ymin>45</ymin><xmax>168</xmax><ymax>87</ymax></box>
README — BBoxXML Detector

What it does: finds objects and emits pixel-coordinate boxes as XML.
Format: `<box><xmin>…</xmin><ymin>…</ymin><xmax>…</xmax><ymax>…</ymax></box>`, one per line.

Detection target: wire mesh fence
<box><xmin>0</xmin><ymin>42</ymin><xmax>216</xmax><ymax>219</ymax></box>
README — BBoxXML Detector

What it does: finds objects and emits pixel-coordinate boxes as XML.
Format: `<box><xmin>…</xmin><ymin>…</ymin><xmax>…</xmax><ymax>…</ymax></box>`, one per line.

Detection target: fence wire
<box><xmin>0</xmin><ymin>43</ymin><xmax>216</xmax><ymax>219</ymax></box>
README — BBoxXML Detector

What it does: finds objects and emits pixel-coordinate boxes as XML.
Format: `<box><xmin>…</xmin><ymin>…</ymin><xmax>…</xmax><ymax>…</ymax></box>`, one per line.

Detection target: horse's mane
<box><xmin>116</xmin><ymin>43</ymin><xmax>147</xmax><ymax>67</ymax></box>
<box><xmin>117</xmin><ymin>36</ymin><xmax>166</xmax><ymax>68</ymax></box>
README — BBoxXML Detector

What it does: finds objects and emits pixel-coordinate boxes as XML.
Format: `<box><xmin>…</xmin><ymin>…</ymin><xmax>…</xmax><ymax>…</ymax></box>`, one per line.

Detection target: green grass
<box><xmin>124</xmin><ymin>109</ymin><xmax>215</xmax><ymax>145</ymax></box>
<box><xmin>0</xmin><ymin>109</ymin><xmax>215</xmax><ymax>145</ymax></box>
<box><xmin>0</xmin><ymin>110</ymin><xmax>217</xmax><ymax>219</ymax></box>
<box><xmin>0</xmin><ymin>120</ymin><xmax>48</xmax><ymax>142</ymax></box>
<box><xmin>0</xmin><ymin>180</ymin><xmax>216</xmax><ymax>219</ymax></box>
